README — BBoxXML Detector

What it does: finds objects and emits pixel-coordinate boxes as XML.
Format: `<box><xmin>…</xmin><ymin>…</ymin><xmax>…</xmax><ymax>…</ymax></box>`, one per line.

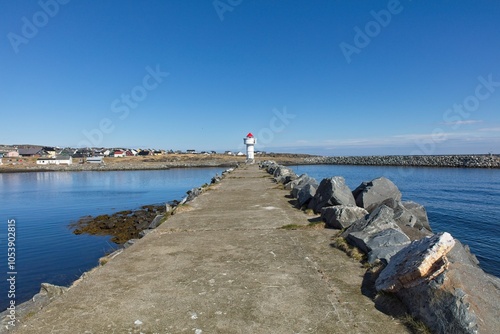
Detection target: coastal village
<box><xmin>0</xmin><ymin>144</ymin><xmax>265</xmax><ymax>167</ymax></box>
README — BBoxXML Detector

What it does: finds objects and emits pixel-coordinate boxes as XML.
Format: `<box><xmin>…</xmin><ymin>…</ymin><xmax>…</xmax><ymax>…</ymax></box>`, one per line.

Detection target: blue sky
<box><xmin>1</xmin><ymin>0</ymin><xmax>499</xmax><ymax>155</ymax></box>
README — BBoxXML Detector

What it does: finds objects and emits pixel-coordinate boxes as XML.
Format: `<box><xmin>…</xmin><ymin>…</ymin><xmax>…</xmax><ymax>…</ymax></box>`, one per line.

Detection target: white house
<box><xmin>36</xmin><ymin>156</ymin><xmax>73</xmax><ymax>165</ymax></box>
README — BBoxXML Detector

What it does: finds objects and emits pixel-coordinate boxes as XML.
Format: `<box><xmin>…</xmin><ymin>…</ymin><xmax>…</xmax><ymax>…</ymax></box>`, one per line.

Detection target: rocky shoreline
<box><xmin>262</xmin><ymin>160</ymin><xmax>500</xmax><ymax>334</ymax></box>
<box><xmin>304</xmin><ymin>154</ymin><xmax>500</xmax><ymax>168</ymax></box>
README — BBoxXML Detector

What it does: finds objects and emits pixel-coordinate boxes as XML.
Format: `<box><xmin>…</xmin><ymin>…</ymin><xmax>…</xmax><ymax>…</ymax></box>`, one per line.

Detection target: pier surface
<box><xmin>13</xmin><ymin>165</ymin><xmax>409</xmax><ymax>333</ymax></box>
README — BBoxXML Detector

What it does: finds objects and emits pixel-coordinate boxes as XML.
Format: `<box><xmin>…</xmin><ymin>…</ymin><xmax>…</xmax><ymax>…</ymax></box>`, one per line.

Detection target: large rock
<box><xmin>321</xmin><ymin>205</ymin><xmax>368</xmax><ymax>229</ymax></box>
<box><xmin>353</xmin><ymin>177</ymin><xmax>402</xmax><ymax>212</ymax></box>
<box><xmin>147</xmin><ymin>214</ymin><xmax>164</xmax><ymax>229</ymax></box>
<box><xmin>365</xmin><ymin>228</ymin><xmax>411</xmax><ymax>263</ymax></box>
<box><xmin>341</xmin><ymin>205</ymin><xmax>411</xmax><ymax>263</ymax></box>
<box><xmin>273</xmin><ymin>166</ymin><xmax>297</xmax><ymax>184</ymax></box>
<box><xmin>186</xmin><ymin>187</ymin><xmax>202</xmax><ymax>202</ymax></box>
<box><xmin>341</xmin><ymin>205</ymin><xmax>398</xmax><ymax>240</ymax></box>
<box><xmin>401</xmin><ymin>201</ymin><xmax>431</xmax><ymax>231</ymax></box>
<box><xmin>376</xmin><ymin>232</ymin><xmax>455</xmax><ymax>292</ymax></box>
<box><xmin>308</xmin><ymin>176</ymin><xmax>356</xmax><ymax>213</ymax></box>
<box><xmin>289</xmin><ymin>174</ymin><xmax>317</xmax><ymax>197</ymax></box>
<box><xmin>296</xmin><ymin>182</ymin><xmax>317</xmax><ymax>208</ymax></box>
<box><xmin>376</xmin><ymin>235</ymin><xmax>500</xmax><ymax>334</ymax></box>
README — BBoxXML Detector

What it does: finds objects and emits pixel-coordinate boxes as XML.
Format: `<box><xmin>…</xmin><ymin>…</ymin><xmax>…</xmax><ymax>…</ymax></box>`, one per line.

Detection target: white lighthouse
<box><xmin>243</xmin><ymin>133</ymin><xmax>256</xmax><ymax>163</ymax></box>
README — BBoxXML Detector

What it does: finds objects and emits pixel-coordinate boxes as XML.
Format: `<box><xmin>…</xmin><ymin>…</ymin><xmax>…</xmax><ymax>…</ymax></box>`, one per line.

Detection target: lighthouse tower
<box><xmin>243</xmin><ymin>133</ymin><xmax>256</xmax><ymax>163</ymax></box>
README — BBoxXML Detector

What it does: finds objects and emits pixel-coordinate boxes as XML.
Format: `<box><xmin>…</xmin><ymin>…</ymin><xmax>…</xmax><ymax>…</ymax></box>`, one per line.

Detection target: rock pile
<box><xmin>304</xmin><ymin>154</ymin><xmax>500</xmax><ymax>168</ymax></box>
<box><xmin>261</xmin><ymin>160</ymin><xmax>500</xmax><ymax>334</ymax></box>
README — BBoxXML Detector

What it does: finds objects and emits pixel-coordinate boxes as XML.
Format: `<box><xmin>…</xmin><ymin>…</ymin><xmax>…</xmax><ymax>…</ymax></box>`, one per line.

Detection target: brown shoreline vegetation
<box><xmin>2</xmin><ymin>153</ymin><xmax>500</xmax><ymax>173</ymax></box>
<box><xmin>0</xmin><ymin>153</ymin><xmax>316</xmax><ymax>172</ymax></box>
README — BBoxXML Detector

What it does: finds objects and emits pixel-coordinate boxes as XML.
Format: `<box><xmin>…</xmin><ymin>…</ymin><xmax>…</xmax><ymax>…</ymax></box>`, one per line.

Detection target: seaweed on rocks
<box><xmin>70</xmin><ymin>204</ymin><xmax>165</xmax><ymax>244</ymax></box>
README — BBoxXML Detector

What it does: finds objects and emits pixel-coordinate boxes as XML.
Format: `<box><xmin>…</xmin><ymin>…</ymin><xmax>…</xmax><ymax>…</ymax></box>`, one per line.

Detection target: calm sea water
<box><xmin>0</xmin><ymin>168</ymin><xmax>225</xmax><ymax>311</ymax></box>
<box><xmin>290</xmin><ymin>165</ymin><xmax>500</xmax><ymax>278</ymax></box>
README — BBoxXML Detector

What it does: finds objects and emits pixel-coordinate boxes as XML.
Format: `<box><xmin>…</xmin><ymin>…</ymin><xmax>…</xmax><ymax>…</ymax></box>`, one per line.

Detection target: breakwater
<box><xmin>262</xmin><ymin>160</ymin><xmax>500</xmax><ymax>334</ymax></box>
<box><xmin>304</xmin><ymin>154</ymin><xmax>500</xmax><ymax>168</ymax></box>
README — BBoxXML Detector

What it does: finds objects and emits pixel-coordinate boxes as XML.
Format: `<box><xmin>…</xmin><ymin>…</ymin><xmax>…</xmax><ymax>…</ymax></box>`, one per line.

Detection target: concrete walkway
<box><xmin>13</xmin><ymin>165</ymin><xmax>409</xmax><ymax>333</ymax></box>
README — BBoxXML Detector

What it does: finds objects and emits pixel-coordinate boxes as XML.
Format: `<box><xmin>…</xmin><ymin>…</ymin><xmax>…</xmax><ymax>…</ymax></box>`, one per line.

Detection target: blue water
<box><xmin>0</xmin><ymin>168</ymin><xmax>224</xmax><ymax>311</ymax></box>
<box><xmin>290</xmin><ymin>165</ymin><xmax>500</xmax><ymax>278</ymax></box>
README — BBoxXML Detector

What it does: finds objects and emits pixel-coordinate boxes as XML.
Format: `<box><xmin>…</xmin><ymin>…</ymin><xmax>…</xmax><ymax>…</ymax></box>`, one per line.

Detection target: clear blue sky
<box><xmin>1</xmin><ymin>0</ymin><xmax>499</xmax><ymax>155</ymax></box>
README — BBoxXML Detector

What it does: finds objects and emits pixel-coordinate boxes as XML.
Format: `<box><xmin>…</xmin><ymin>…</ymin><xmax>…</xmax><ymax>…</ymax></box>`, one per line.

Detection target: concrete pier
<box><xmin>12</xmin><ymin>165</ymin><xmax>409</xmax><ymax>333</ymax></box>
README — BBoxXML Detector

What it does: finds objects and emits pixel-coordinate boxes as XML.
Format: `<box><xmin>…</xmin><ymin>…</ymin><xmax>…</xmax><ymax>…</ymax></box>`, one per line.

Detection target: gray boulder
<box><xmin>288</xmin><ymin>174</ymin><xmax>317</xmax><ymax>196</ymax></box>
<box><xmin>366</xmin><ymin>199</ymin><xmax>432</xmax><ymax>237</ymax></box>
<box><xmin>296</xmin><ymin>182</ymin><xmax>317</xmax><ymax>208</ymax></box>
<box><xmin>264</xmin><ymin>162</ymin><xmax>279</xmax><ymax>175</ymax></box>
<box><xmin>353</xmin><ymin>177</ymin><xmax>402</xmax><ymax>212</ymax></box>
<box><xmin>186</xmin><ymin>187</ymin><xmax>202</xmax><ymax>202</ymax></box>
<box><xmin>341</xmin><ymin>205</ymin><xmax>411</xmax><ymax>263</ymax></box>
<box><xmin>147</xmin><ymin>214</ymin><xmax>164</xmax><ymax>229</ymax></box>
<box><xmin>308</xmin><ymin>176</ymin><xmax>356</xmax><ymax>213</ymax></box>
<box><xmin>341</xmin><ymin>205</ymin><xmax>398</xmax><ymax>239</ymax></box>
<box><xmin>266</xmin><ymin>165</ymin><xmax>297</xmax><ymax>184</ymax></box>
<box><xmin>321</xmin><ymin>205</ymin><xmax>368</xmax><ymax>229</ymax></box>
<box><xmin>365</xmin><ymin>228</ymin><xmax>411</xmax><ymax>263</ymax></box>
<box><xmin>401</xmin><ymin>201</ymin><xmax>431</xmax><ymax>231</ymax></box>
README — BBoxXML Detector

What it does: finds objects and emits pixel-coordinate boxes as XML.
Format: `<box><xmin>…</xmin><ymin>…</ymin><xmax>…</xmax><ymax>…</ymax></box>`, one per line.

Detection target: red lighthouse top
<box><xmin>246</xmin><ymin>133</ymin><xmax>254</xmax><ymax>138</ymax></box>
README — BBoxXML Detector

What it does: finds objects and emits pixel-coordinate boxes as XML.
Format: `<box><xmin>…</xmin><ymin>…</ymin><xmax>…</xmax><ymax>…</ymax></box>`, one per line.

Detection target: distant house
<box><xmin>125</xmin><ymin>150</ymin><xmax>136</xmax><ymax>157</ymax></box>
<box><xmin>236</xmin><ymin>151</ymin><xmax>245</xmax><ymax>156</ymax></box>
<box><xmin>7</xmin><ymin>151</ymin><xmax>19</xmax><ymax>158</ymax></box>
<box><xmin>113</xmin><ymin>150</ymin><xmax>126</xmax><ymax>158</ymax></box>
<box><xmin>42</xmin><ymin>147</ymin><xmax>57</xmax><ymax>157</ymax></box>
<box><xmin>225</xmin><ymin>151</ymin><xmax>234</xmax><ymax>155</ymax></box>
<box><xmin>36</xmin><ymin>156</ymin><xmax>73</xmax><ymax>165</ymax></box>
<box><xmin>186</xmin><ymin>149</ymin><xmax>197</xmax><ymax>154</ymax></box>
<box><xmin>18</xmin><ymin>147</ymin><xmax>43</xmax><ymax>157</ymax></box>
<box><xmin>138</xmin><ymin>150</ymin><xmax>152</xmax><ymax>156</ymax></box>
